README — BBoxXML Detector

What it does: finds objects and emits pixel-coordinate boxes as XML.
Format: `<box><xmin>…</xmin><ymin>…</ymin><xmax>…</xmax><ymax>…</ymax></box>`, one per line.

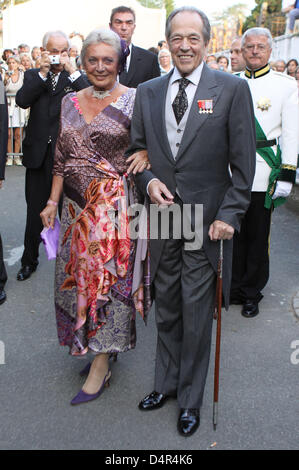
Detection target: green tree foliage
<box><xmin>243</xmin><ymin>0</ymin><xmax>282</xmax><ymax>31</ymax></box>
<box><xmin>0</xmin><ymin>0</ymin><xmax>30</xmax><ymax>12</ymax></box>
<box><xmin>0</xmin><ymin>0</ymin><xmax>30</xmax><ymax>7</ymax></box>
<box><xmin>164</xmin><ymin>0</ymin><xmax>175</xmax><ymax>16</ymax></box>
<box><xmin>213</xmin><ymin>3</ymin><xmax>248</xmax><ymax>23</ymax></box>
<box><xmin>136</xmin><ymin>0</ymin><xmax>175</xmax><ymax>16</ymax></box>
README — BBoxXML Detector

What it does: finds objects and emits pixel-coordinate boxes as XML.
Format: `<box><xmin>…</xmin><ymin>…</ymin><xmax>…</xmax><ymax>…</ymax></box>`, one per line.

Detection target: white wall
<box><xmin>272</xmin><ymin>34</ymin><xmax>299</xmax><ymax>62</ymax></box>
<box><xmin>2</xmin><ymin>0</ymin><xmax>166</xmax><ymax>50</ymax></box>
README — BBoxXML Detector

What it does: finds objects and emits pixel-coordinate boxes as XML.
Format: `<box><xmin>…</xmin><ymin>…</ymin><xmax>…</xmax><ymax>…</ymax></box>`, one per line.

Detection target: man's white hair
<box><xmin>241</xmin><ymin>27</ymin><xmax>273</xmax><ymax>49</ymax></box>
<box><xmin>42</xmin><ymin>31</ymin><xmax>70</xmax><ymax>50</ymax></box>
<box><xmin>158</xmin><ymin>48</ymin><xmax>171</xmax><ymax>58</ymax></box>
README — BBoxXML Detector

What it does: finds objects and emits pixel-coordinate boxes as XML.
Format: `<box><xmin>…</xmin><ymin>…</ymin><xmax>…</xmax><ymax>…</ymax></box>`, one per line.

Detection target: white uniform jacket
<box><xmin>240</xmin><ymin>66</ymin><xmax>298</xmax><ymax>191</ymax></box>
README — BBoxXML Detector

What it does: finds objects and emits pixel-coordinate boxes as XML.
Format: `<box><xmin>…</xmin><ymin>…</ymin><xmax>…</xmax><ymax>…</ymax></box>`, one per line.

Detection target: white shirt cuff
<box><xmin>68</xmin><ymin>70</ymin><xmax>81</xmax><ymax>82</ymax></box>
<box><xmin>146</xmin><ymin>178</ymin><xmax>159</xmax><ymax>196</ymax></box>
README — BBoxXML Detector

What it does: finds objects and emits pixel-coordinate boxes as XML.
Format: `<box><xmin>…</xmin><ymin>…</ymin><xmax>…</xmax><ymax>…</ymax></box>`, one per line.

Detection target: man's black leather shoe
<box><xmin>138</xmin><ymin>391</ymin><xmax>170</xmax><ymax>411</ymax></box>
<box><xmin>17</xmin><ymin>265</ymin><xmax>37</xmax><ymax>281</ymax></box>
<box><xmin>177</xmin><ymin>408</ymin><xmax>200</xmax><ymax>437</ymax></box>
<box><xmin>242</xmin><ymin>300</ymin><xmax>259</xmax><ymax>318</ymax></box>
<box><xmin>230</xmin><ymin>297</ymin><xmax>243</xmax><ymax>305</ymax></box>
<box><xmin>0</xmin><ymin>289</ymin><xmax>6</xmax><ymax>305</ymax></box>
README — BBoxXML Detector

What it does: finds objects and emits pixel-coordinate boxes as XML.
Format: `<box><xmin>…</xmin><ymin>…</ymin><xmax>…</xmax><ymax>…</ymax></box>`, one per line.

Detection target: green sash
<box><xmin>255</xmin><ymin>118</ymin><xmax>285</xmax><ymax>209</ymax></box>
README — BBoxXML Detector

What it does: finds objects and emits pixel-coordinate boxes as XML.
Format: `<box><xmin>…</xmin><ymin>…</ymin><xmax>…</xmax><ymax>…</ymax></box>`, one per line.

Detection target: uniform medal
<box><xmin>197</xmin><ymin>99</ymin><xmax>213</xmax><ymax>114</ymax></box>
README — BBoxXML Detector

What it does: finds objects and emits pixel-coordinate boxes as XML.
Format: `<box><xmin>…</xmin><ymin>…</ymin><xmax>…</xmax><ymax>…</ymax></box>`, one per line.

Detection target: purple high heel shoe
<box><xmin>71</xmin><ymin>369</ymin><xmax>111</xmax><ymax>406</ymax></box>
<box><xmin>79</xmin><ymin>362</ymin><xmax>91</xmax><ymax>377</ymax></box>
<box><xmin>79</xmin><ymin>354</ymin><xmax>117</xmax><ymax>376</ymax></box>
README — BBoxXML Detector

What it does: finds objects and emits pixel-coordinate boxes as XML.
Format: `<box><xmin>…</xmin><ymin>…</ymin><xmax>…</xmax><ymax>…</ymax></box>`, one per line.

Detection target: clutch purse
<box><xmin>40</xmin><ymin>218</ymin><xmax>61</xmax><ymax>260</ymax></box>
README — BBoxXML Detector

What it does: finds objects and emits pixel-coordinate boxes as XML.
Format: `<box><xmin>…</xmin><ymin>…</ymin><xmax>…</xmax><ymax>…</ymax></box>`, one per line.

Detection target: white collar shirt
<box><xmin>169</xmin><ymin>61</ymin><xmax>204</xmax><ymax>105</ymax></box>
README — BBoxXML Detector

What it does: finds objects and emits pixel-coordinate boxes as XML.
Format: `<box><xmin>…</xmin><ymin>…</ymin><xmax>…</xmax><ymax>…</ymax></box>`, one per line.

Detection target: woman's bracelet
<box><xmin>47</xmin><ymin>199</ymin><xmax>58</xmax><ymax>207</ymax></box>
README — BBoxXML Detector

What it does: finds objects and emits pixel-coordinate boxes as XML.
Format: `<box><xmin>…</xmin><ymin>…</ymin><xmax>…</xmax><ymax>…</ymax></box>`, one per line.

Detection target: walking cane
<box><xmin>213</xmin><ymin>239</ymin><xmax>223</xmax><ymax>430</ymax></box>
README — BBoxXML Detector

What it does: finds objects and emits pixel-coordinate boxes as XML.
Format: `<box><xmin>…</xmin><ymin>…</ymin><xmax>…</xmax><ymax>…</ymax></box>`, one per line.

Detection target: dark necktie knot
<box><xmin>178</xmin><ymin>77</ymin><xmax>190</xmax><ymax>90</ymax></box>
<box><xmin>172</xmin><ymin>78</ymin><xmax>190</xmax><ymax>125</ymax></box>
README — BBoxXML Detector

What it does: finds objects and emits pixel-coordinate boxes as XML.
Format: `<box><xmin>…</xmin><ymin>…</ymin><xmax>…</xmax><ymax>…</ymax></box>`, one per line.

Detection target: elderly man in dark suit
<box><xmin>109</xmin><ymin>5</ymin><xmax>160</xmax><ymax>88</ymax></box>
<box><xmin>0</xmin><ymin>76</ymin><xmax>8</xmax><ymax>304</ymax></box>
<box><xmin>127</xmin><ymin>6</ymin><xmax>256</xmax><ymax>436</ymax></box>
<box><xmin>16</xmin><ymin>30</ymin><xmax>89</xmax><ymax>281</ymax></box>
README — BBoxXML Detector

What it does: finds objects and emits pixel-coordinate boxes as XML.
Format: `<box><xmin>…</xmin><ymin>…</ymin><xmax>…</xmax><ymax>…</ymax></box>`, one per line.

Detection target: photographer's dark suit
<box><xmin>16</xmin><ymin>69</ymin><xmax>89</xmax><ymax>269</ymax></box>
<box><xmin>119</xmin><ymin>45</ymin><xmax>160</xmax><ymax>88</ymax></box>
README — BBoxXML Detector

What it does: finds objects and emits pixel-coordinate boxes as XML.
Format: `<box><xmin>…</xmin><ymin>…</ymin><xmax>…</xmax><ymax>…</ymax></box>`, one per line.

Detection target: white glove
<box><xmin>272</xmin><ymin>181</ymin><xmax>293</xmax><ymax>200</ymax></box>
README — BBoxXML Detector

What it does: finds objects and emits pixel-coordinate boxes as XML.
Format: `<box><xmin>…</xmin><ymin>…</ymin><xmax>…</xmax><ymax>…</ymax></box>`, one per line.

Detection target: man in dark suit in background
<box><xmin>0</xmin><ymin>75</ymin><xmax>8</xmax><ymax>304</ymax></box>
<box><xmin>16</xmin><ymin>30</ymin><xmax>89</xmax><ymax>281</ymax></box>
<box><xmin>127</xmin><ymin>6</ymin><xmax>256</xmax><ymax>436</ymax></box>
<box><xmin>109</xmin><ymin>5</ymin><xmax>160</xmax><ymax>88</ymax></box>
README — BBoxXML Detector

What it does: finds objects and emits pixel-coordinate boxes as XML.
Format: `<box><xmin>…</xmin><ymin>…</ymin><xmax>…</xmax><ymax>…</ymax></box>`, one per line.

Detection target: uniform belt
<box><xmin>256</xmin><ymin>138</ymin><xmax>276</xmax><ymax>149</ymax></box>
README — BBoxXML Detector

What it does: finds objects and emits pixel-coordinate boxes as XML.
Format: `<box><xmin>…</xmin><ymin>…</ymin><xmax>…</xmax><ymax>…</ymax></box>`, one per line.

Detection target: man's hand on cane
<box><xmin>209</xmin><ymin>220</ymin><xmax>234</xmax><ymax>241</ymax></box>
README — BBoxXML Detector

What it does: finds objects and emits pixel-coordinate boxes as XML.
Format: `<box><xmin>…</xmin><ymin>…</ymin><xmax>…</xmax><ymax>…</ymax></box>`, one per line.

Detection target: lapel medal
<box><xmin>198</xmin><ymin>99</ymin><xmax>213</xmax><ymax>114</ymax></box>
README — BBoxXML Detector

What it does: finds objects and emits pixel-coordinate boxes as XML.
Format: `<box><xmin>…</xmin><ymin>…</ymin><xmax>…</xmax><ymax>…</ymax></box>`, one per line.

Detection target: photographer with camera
<box><xmin>15</xmin><ymin>30</ymin><xmax>89</xmax><ymax>282</ymax></box>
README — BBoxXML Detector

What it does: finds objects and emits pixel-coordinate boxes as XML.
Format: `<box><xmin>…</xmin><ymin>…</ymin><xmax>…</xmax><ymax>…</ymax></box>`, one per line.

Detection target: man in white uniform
<box><xmin>231</xmin><ymin>27</ymin><xmax>298</xmax><ymax>318</ymax></box>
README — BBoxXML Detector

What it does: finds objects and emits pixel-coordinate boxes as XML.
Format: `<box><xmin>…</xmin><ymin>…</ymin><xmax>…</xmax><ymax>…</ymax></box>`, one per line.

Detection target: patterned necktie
<box><xmin>172</xmin><ymin>78</ymin><xmax>190</xmax><ymax>125</ymax></box>
<box><xmin>49</xmin><ymin>71</ymin><xmax>57</xmax><ymax>91</ymax></box>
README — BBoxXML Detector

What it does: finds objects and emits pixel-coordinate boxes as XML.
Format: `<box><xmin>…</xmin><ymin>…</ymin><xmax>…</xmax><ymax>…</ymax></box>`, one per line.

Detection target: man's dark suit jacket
<box><xmin>119</xmin><ymin>45</ymin><xmax>160</xmax><ymax>88</ymax></box>
<box><xmin>16</xmin><ymin>69</ymin><xmax>89</xmax><ymax>169</ymax></box>
<box><xmin>0</xmin><ymin>78</ymin><xmax>8</xmax><ymax>180</ymax></box>
<box><xmin>128</xmin><ymin>64</ymin><xmax>256</xmax><ymax>308</ymax></box>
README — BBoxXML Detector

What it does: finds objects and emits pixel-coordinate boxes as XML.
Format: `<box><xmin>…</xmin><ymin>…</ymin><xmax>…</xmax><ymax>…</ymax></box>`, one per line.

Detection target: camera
<box><xmin>49</xmin><ymin>55</ymin><xmax>60</xmax><ymax>65</ymax></box>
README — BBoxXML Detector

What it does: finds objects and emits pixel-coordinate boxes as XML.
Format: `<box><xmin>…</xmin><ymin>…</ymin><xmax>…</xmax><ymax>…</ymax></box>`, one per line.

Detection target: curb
<box><xmin>292</xmin><ymin>290</ymin><xmax>299</xmax><ymax>320</ymax></box>
<box><xmin>285</xmin><ymin>182</ymin><xmax>299</xmax><ymax>216</ymax></box>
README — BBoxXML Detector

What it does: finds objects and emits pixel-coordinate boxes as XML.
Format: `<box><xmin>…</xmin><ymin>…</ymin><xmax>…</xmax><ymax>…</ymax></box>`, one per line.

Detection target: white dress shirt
<box><xmin>169</xmin><ymin>62</ymin><xmax>204</xmax><ymax>107</ymax></box>
<box><xmin>147</xmin><ymin>62</ymin><xmax>204</xmax><ymax>194</ymax></box>
<box><xmin>39</xmin><ymin>70</ymin><xmax>81</xmax><ymax>84</ymax></box>
<box><xmin>126</xmin><ymin>43</ymin><xmax>133</xmax><ymax>72</ymax></box>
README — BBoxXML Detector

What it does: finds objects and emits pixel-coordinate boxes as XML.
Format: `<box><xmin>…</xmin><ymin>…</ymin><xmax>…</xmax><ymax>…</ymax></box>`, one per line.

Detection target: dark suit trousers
<box><xmin>231</xmin><ymin>192</ymin><xmax>272</xmax><ymax>302</ymax></box>
<box><xmin>0</xmin><ymin>234</ymin><xmax>7</xmax><ymax>289</ymax></box>
<box><xmin>153</xmin><ymin>200</ymin><xmax>216</xmax><ymax>409</ymax></box>
<box><xmin>21</xmin><ymin>144</ymin><xmax>53</xmax><ymax>267</ymax></box>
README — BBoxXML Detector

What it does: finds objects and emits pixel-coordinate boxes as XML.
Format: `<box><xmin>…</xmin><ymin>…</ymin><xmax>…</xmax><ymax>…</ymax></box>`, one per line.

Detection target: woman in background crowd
<box><xmin>217</xmin><ymin>55</ymin><xmax>229</xmax><ymax>71</ymax></box>
<box><xmin>20</xmin><ymin>53</ymin><xmax>34</xmax><ymax>71</ymax></box>
<box><xmin>4</xmin><ymin>55</ymin><xmax>26</xmax><ymax>166</ymax></box>
<box><xmin>158</xmin><ymin>48</ymin><xmax>172</xmax><ymax>75</ymax></box>
<box><xmin>0</xmin><ymin>49</ymin><xmax>14</xmax><ymax>79</ymax></box>
<box><xmin>31</xmin><ymin>46</ymin><xmax>41</xmax><ymax>65</ymax></box>
<box><xmin>287</xmin><ymin>58</ymin><xmax>298</xmax><ymax>77</ymax></box>
<box><xmin>2</xmin><ymin>49</ymin><xmax>14</xmax><ymax>63</ymax></box>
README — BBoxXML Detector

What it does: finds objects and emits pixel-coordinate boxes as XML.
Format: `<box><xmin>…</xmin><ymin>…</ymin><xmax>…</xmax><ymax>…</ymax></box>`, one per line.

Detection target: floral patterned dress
<box><xmin>53</xmin><ymin>89</ymin><xmax>150</xmax><ymax>357</ymax></box>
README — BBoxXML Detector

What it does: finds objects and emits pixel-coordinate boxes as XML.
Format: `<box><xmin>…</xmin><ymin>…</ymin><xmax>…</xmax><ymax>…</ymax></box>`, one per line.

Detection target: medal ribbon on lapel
<box><xmin>197</xmin><ymin>99</ymin><xmax>213</xmax><ymax>114</ymax></box>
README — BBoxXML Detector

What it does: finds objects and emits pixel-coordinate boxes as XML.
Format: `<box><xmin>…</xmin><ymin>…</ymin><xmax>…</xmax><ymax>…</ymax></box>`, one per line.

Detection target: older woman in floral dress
<box><xmin>40</xmin><ymin>29</ymin><xmax>151</xmax><ymax>405</ymax></box>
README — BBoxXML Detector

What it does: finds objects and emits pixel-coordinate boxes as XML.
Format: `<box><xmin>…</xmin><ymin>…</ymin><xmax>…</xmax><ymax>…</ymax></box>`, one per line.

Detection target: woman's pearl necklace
<box><xmin>92</xmin><ymin>81</ymin><xmax>118</xmax><ymax>100</ymax></box>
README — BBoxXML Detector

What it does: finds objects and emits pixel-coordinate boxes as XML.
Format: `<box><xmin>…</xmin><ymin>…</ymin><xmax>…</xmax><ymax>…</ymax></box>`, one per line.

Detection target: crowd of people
<box><xmin>1</xmin><ymin>18</ymin><xmax>299</xmax><ymax>168</ymax></box>
<box><xmin>0</xmin><ymin>5</ymin><xmax>298</xmax><ymax>439</ymax></box>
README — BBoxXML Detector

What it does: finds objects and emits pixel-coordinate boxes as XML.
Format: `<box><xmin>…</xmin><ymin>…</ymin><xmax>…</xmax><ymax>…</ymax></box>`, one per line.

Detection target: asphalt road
<box><xmin>0</xmin><ymin>166</ymin><xmax>298</xmax><ymax>451</ymax></box>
